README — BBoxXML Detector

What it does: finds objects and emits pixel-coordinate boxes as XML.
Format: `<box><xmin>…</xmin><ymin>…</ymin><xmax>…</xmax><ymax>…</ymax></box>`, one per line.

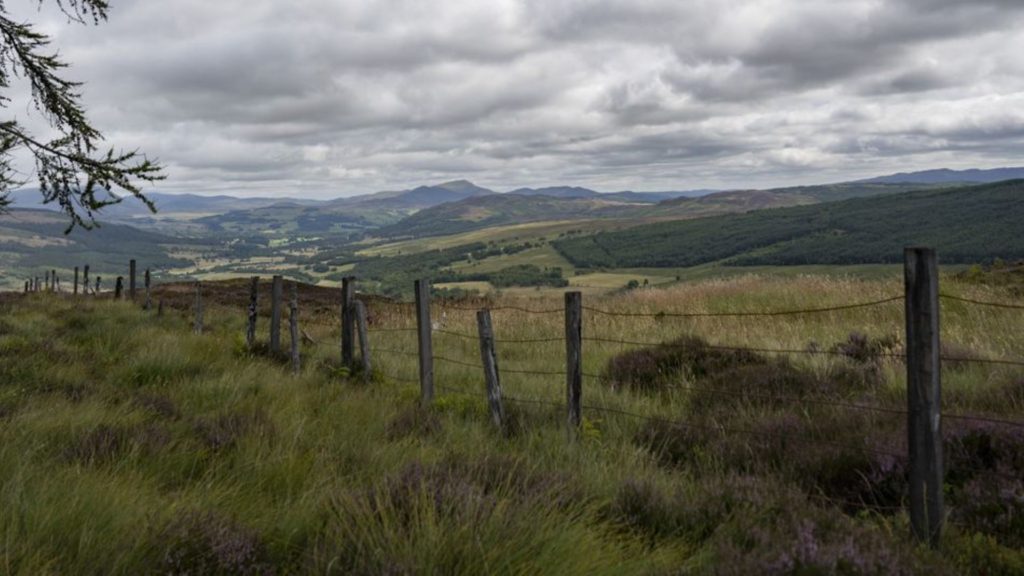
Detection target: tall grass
<box><xmin>0</xmin><ymin>273</ymin><xmax>1022</xmax><ymax>574</ymax></box>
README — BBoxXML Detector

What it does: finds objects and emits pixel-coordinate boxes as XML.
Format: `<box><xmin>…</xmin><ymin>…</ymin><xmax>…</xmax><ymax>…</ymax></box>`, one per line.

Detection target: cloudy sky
<box><xmin>10</xmin><ymin>0</ymin><xmax>1024</xmax><ymax>198</ymax></box>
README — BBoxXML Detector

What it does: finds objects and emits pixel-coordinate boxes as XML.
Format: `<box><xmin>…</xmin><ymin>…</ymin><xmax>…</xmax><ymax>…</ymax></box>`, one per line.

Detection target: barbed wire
<box><xmin>943</xmin><ymin>412</ymin><xmax>1024</xmax><ymax>429</ymax></box>
<box><xmin>583</xmin><ymin>295</ymin><xmax>903</xmax><ymax>319</ymax></box>
<box><xmin>439</xmin><ymin>304</ymin><xmax>564</xmax><ymax>315</ymax></box>
<box><xmin>434</xmin><ymin>329</ymin><xmax>564</xmax><ymax>344</ymax></box>
<box><xmin>367</xmin><ymin>327</ymin><xmax>418</xmax><ymax>333</ymax></box>
<box><xmin>433</xmin><ymin>354</ymin><xmax>484</xmax><ymax>370</ymax></box>
<box><xmin>582</xmin><ymin>336</ymin><xmax>906</xmax><ymax>360</ymax></box>
<box><xmin>940</xmin><ymin>294</ymin><xmax>1024</xmax><ymax>310</ymax></box>
<box><xmin>369</xmin><ymin>347</ymin><xmax>420</xmax><ymax>359</ymax></box>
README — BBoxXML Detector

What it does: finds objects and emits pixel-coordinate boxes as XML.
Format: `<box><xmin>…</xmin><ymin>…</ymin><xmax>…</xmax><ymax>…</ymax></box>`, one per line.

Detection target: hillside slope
<box><xmin>553</xmin><ymin>180</ymin><xmax>1024</xmax><ymax>268</ymax></box>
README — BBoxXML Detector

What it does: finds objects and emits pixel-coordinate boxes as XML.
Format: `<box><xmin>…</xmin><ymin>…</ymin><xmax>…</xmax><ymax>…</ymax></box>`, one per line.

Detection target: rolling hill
<box><xmin>859</xmin><ymin>166</ymin><xmax>1024</xmax><ymax>184</ymax></box>
<box><xmin>0</xmin><ymin>209</ymin><xmax>193</xmax><ymax>288</ymax></box>
<box><xmin>552</xmin><ymin>180</ymin><xmax>1024</xmax><ymax>268</ymax></box>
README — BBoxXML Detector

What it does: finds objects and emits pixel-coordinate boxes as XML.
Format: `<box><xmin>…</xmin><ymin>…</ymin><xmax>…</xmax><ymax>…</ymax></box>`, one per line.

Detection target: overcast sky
<box><xmin>10</xmin><ymin>0</ymin><xmax>1024</xmax><ymax>198</ymax></box>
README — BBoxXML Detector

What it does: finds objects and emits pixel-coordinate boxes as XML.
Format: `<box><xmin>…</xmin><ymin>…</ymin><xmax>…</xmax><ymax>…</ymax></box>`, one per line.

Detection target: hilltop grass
<box><xmin>1</xmin><ymin>273</ymin><xmax>1023</xmax><ymax>574</ymax></box>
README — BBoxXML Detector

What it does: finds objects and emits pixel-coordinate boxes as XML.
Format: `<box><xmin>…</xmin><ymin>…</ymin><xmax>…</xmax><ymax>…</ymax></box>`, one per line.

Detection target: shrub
<box><xmin>158</xmin><ymin>510</ymin><xmax>274</xmax><ymax>576</ymax></box>
<box><xmin>193</xmin><ymin>409</ymin><xmax>274</xmax><ymax>451</ymax></box>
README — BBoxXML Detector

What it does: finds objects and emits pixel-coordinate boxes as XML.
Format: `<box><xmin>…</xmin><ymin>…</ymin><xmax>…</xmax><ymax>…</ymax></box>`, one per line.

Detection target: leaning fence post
<box><xmin>904</xmin><ymin>247</ymin><xmax>944</xmax><ymax>548</ymax></box>
<box><xmin>415</xmin><ymin>279</ymin><xmax>434</xmax><ymax>405</ymax></box>
<box><xmin>74</xmin><ymin>266</ymin><xmax>79</xmax><ymax>295</ymax></box>
<box><xmin>115</xmin><ymin>276</ymin><xmax>124</xmax><ymax>300</ymax></box>
<box><xmin>341</xmin><ymin>276</ymin><xmax>355</xmax><ymax>368</ymax></box>
<box><xmin>354</xmin><ymin>300</ymin><xmax>372</xmax><ymax>384</ymax></box>
<box><xmin>193</xmin><ymin>281</ymin><xmax>204</xmax><ymax>334</ymax></box>
<box><xmin>247</xmin><ymin>276</ymin><xmax>259</xmax><ymax>350</ymax></box>
<box><xmin>565</xmin><ymin>291</ymin><xmax>583</xmax><ymax>439</ymax></box>
<box><xmin>289</xmin><ymin>283</ymin><xmax>300</xmax><ymax>375</ymax></box>
<box><xmin>270</xmin><ymin>275</ymin><xmax>283</xmax><ymax>354</ymax></box>
<box><xmin>144</xmin><ymin>269</ymin><xmax>152</xmax><ymax>310</ymax></box>
<box><xmin>477</xmin><ymin>308</ymin><xmax>505</xmax><ymax>432</ymax></box>
<box><xmin>129</xmin><ymin>259</ymin><xmax>137</xmax><ymax>301</ymax></box>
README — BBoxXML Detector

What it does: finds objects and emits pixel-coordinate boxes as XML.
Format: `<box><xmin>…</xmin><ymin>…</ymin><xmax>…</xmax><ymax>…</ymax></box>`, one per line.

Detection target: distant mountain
<box><xmin>858</xmin><ymin>167</ymin><xmax>1024</xmax><ymax>185</ymax></box>
<box><xmin>328</xmin><ymin>179</ymin><xmax>496</xmax><ymax>210</ymax></box>
<box><xmin>6</xmin><ymin>189</ymin><xmax>317</xmax><ymax>220</ymax></box>
<box><xmin>375</xmin><ymin>194</ymin><xmax>636</xmax><ymax>238</ymax></box>
<box><xmin>554</xmin><ymin>180</ymin><xmax>1024</xmax><ymax>268</ymax></box>
<box><xmin>508</xmin><ymin>186</ymin><xmax>601</xmax><ymax>199</ymax></box>
<box><xmin>507</xmin><ymin>186</ymin><xmax>715</xmax><ymax>203</ymax></box>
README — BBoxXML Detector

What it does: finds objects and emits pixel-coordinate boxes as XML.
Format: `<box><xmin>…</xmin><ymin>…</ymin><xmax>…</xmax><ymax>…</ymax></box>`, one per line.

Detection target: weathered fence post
<box><xmin>51</xmin><ymin>270</ymin><xmax>56</xmax><ymax>291</ymax></box>
<box><xmin>144</xmin><ymin>269</ymin><xmax>152</xmax><ymax>310</ymax></box>
<box><xmin>45</xmin><ymin>270</ymin><xmax>50</xmax><ymax>292</ymax></box>
<box><xmin>24</xmin><ymin>280</ymin><xmax>28</xmax><ymax>293</ymax></box>
<box><xmin>129</xmin><ymin>259</ymin><xmax>137</xmax><ymax>301</ymax></box>
<box><xmin>157</xmin><ymin>299</ymin><xmax>164</xmax><ymax>317</ymax></box>
<box><xmin>74</xmin><ymin>266</ymin><xmax>79</xmax><ymax>295</ymax></box>
<box><xmin>95</xmin><ymin>276</ymin><xmax>101</xmax><ymax>295</ymax></box>
<box><xmin>247</xmin><ymin>276</ymin><xmax>259</xmax><ymax>350</ymax></box>
<box><xmin>341</xmin><ymin>276</ymin><xmax>356</xmax><ymax>367</ymax></box>
<box><xmin>193</xmin><ymin>281</ymin><xmax>203</xmax><ymax>335</ymax></box>
<box><xmin>270</xmin><ymin>275</ymin><xmax>283</xmax><ymax>354</ymax></box>
<box><xmin>83</xmin><ymin>265</ymin><xmax>90</xmax><ymax>295</ymax></box>
<box><xmin>289</xmin><ymin>282</ymin><xmax>300</xmax><ymax>375</ymax></box>
<box><xmin>904</xmin><ymin>247</ymin><xmax>944</xmax><ymax>548</ymax></box>
<box><xmin>477</xmin><ymin>308</ymin><xmax>505</xmax><ymax>431</ymax></box>
<box><xmin>565</xmin><ymin>291</ymin><xmax>583</xmax><ymax>439</ymax></box>
<box><xmin>115</xmin><ymin>276</ymin><xmax>124</xmax><ymax>300</ymax></box>
<box><xmin>354</xmin><ymin>300</ymin><xmax>371</xmax><ymax>384</ymax></box>
<box><xmin>415</xmin><ymin>279</ymin><xmax>434</xmax><ymax>405</ymax></box>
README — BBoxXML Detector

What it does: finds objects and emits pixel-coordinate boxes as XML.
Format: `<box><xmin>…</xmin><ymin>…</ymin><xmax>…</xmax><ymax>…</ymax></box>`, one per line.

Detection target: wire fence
<box><xmin>364</xmin><ymin>289</ymin><xmax>1024</xmax><ymax>441</ymax></box>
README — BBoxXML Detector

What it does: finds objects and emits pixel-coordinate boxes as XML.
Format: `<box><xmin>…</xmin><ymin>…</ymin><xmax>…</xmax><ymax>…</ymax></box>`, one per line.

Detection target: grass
<box><xmin>1</xmin><ymin>272</ymin><xmax>1023</xmax><ymax>574</ymax></box>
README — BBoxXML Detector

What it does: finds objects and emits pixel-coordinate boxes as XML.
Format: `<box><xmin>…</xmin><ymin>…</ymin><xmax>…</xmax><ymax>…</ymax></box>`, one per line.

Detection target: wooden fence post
<box><xmin>341</xmin><ymin>276</ymin><xmax>356</xmax><ymax>367</ymax></box>
<box><xmin>51</xmin><ymin>270</ymin><xmax>56</xmax><ymax>291</ymax></box>
<box><xmin>194</xmin><ymin>281</ymin><xmax>203</xmax><ymax>335</ymax></box>
<box><xmin>289</xmin><ymin>282</ymin><xmax>300</xmax><ymax>375</ymax></box>
<box><xmin>477</xmin><ymin>308</ymin><xmax>505</xmax><ymax>432</ymax></box>
<box><xmin>270</xmin><ymin>275</ymin><xmax>283</xmax><ymax>354</ymax></box>
<box><xmin>129</xmin><ymin>259</ymin><xmax>137</xmax><ymax>301</ymax></box>
<box><xmin>415</xmin><ymin>279</ymin><xmax>434</xmax><ymax>405</ymax></box>
<box><xmin>95</xmin><ymin>276</ymin><xmax>101</xmax><ymax>295</ymax></box>
<box><xmin>45</xmin><ymin>270</ymin><xmax>50</xmax><ymax>292</ymax></box>
<box><xmin>24</xmin><ymin>280</ymin><xmax>28</xmax><ymax>293</ymax></box>
<box><xmin>83</xmin><ymin>265</ymin><xmax>90</xmax><ymax>295</ymax></box>
<box><xmin>74</xmin><ymin>266</ymin><xmax>79</xmax><ymax>295</ymax></box>
<box><xmin>354</xmin><ymin>300</ymin><xmax>372</xmax><ymax>384</ymax></box>
<box><xmin>565</xmin><ymin>291</ymin><xmax>583</xmax><ymax>439</ymax></box>
<box><xmin>247</xmin><ymin>276</ymin><xmax>259</xmax><ymax>350</ymax></box>
<box><xmin>904</xmin><ymin>247</ymin><xmax>944</xmax><ymax>548</ymax></box>
<box><xmin>115</xmin><ymin>276</ymin><xmax>124</xmax><ymax>300</ymax></box>
<box><xmin>144</xmin><ymin>269</ymin><xmax>152</xmax><ymax>310</ymax></box>
<box><xmin>157</xmin><ymin>299</ymin><xmax>164</xmax><ymax>317</ymax></box>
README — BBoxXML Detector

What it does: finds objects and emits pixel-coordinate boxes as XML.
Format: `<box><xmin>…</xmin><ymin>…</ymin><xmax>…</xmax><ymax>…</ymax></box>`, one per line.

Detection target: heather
<box><xmin>1</xmin><ymin>273</ymin><xmax>1022</xmax><ymax>573</ymax></box>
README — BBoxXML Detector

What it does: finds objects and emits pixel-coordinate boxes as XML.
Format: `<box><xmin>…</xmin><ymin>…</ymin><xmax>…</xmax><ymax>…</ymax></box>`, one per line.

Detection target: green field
<box><xmin>2</xmin><ymin>272</ymin><xmax>1023</xmax><ymax>573</ymax></box>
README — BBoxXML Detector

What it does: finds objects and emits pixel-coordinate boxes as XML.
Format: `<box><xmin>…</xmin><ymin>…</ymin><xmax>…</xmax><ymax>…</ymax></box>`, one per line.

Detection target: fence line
<box><xmin>582</xmin><ymin>295</ymin><xmax>904</xmax><ymax>318</ymax></box>
<box><xmin>19</xmin><ymin>249</ymin><xmax>1024</xmax><ymax>549</ymax></box>
<box><xmin>939</xmin><ymin>293</ymin><xmax>1024</xmax><ymax>310</ymax></box>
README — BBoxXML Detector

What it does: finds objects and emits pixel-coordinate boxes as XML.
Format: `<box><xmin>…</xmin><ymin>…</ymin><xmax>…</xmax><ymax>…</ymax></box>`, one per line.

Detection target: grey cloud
<box><xmin>7</xmin><ymin>0</ymin><xmax>1024</xmax><ymax>197</ymax></box>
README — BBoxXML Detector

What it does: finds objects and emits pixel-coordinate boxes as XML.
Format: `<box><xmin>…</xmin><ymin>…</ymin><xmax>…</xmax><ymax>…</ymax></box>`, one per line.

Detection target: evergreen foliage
<box><xmin>0</xmin><ymin>0</ymin><xmax>163</xmax><ymax>230</ymax></box>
